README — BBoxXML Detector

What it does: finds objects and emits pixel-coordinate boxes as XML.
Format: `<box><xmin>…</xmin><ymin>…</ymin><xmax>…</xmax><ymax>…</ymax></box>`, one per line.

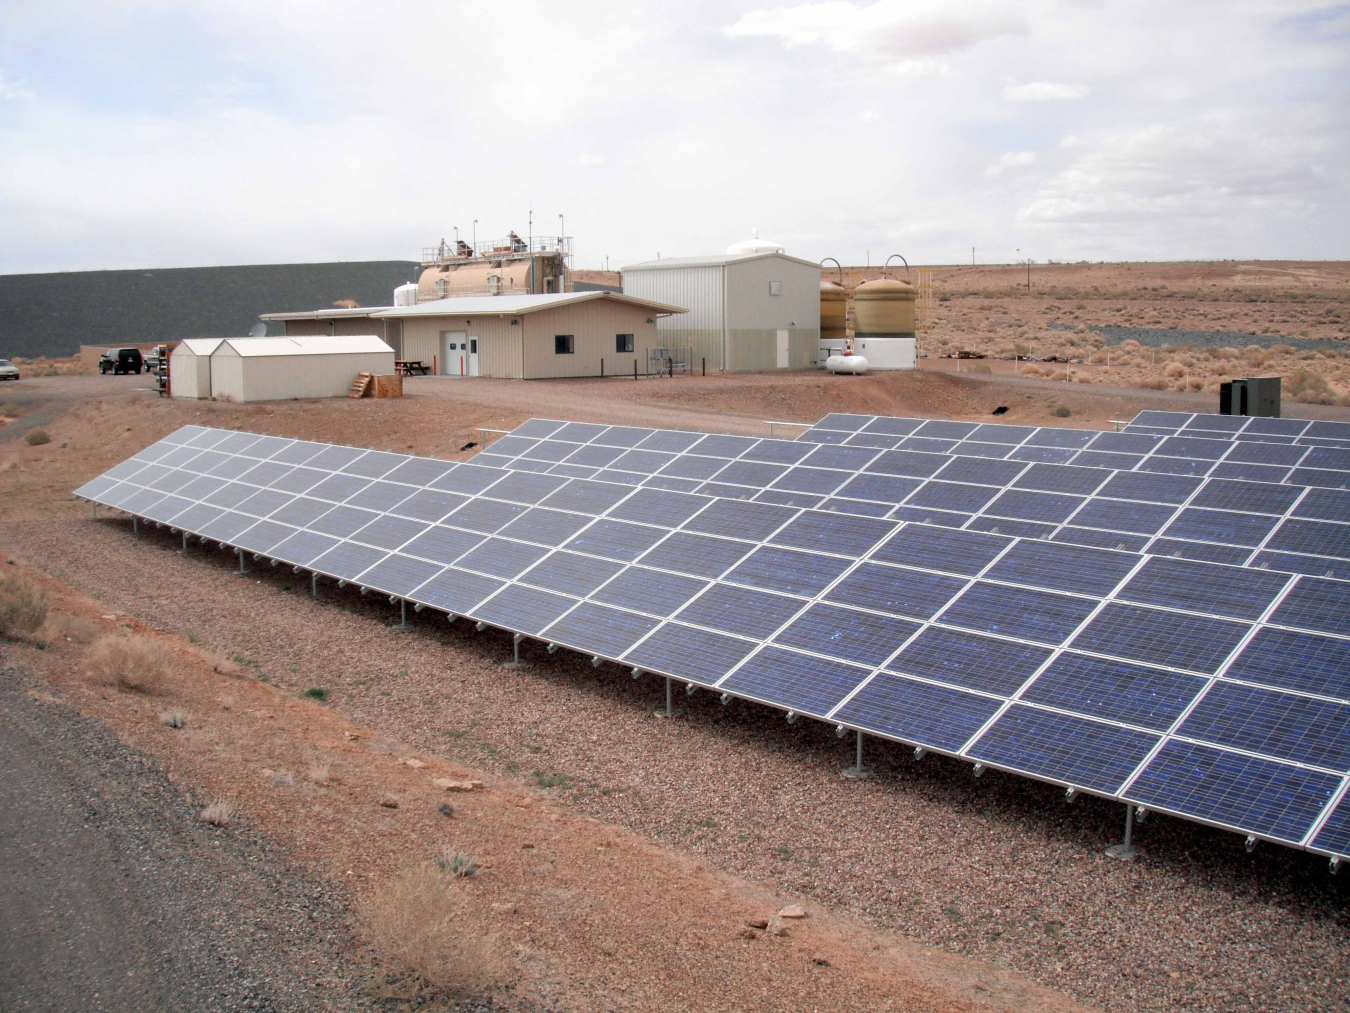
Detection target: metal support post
<box><xmin>93</xmin><ymin>502</ymin><xmax>98</xmax><ymax>519</ymax></box>
<box><xmin>311</xmin><ymin>572</ymin><xmax>318</xmax><ymax>597</ymax></box>
<box><xmin>1105</xmin><ymin>804</ymin><xmax>1140</xmax><ymax>861</ymax></box>
<box><xmin>844</xmin><ymin>729</ymin><xmax>872</xmax><ymax>778</ymax></box>
<box><xmin>664</xmin><ymin>676</ymin><xmax>673</xmax><ymax>717</ymax></box>
<box><xmin>181</xmin><ymin>530</ymin><xmax>188</xmax><ymax>552</ymax></box>
<box><xmin>237</xmin><ymin>548</ymin><xmax>247</xmax><ymax>574</ymax></box>
<box><xmin>396</xmin><ymin>599</ymin><xmax>409</xmax><ymax>629</ymax></box>
<box><xmin>509</xmin><ymin>633</ymin><xmax>522</xmax><ymax>667</ymax></box>
<box><xmin>132</xmin><ymin>516</ymin><xmax>138</xmax><ymax>536</ymax></box>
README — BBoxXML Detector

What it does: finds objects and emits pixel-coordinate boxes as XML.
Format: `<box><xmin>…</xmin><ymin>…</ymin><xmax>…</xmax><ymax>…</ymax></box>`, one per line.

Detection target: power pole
<box><xmin>971</xmin><ymin>246</ymin><xmax>975</xmax><ymax>266</ymax></box>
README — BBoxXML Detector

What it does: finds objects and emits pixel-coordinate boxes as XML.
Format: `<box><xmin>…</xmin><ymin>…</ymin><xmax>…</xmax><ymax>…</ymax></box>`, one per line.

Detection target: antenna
<box><xmin>248</xmin><ymin>323</ymin><xmax>266</xmax><ymax>337</ymax></box>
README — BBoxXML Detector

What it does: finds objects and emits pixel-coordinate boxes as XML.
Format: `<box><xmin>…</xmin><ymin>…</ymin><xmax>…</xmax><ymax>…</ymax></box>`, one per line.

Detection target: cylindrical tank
<box><xmin>394</xmin><ymin>283</ymin><xmax>419</xmax><ymax>306</ymax></box>
<box><xmin>855</xmin><ymin>255</ymin><xmax>917</xmax><ymax>337</ymax></box>
<box><xmin>826</xmin><ymin>353</ymin><xmax>868</xmax><ymax>374</ymax></box>
<box><xmin>819</xmin><ymin>257</ymin><xmax>846</xmax><ymax>341</ymax></box>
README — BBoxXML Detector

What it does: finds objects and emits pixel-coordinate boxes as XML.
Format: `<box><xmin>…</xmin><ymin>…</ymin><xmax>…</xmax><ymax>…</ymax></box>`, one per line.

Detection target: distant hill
<box><xmin>0</xmin><ymin>261</ymin><xmax>420</xmax><ymax>359</ymax></box>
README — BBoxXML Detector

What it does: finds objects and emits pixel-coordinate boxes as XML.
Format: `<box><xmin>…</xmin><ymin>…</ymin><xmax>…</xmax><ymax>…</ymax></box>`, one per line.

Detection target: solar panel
<box><xmin>76</xmin><ymin>421</ymin><xmax>1350</xmax><ymax>867</ymax></box>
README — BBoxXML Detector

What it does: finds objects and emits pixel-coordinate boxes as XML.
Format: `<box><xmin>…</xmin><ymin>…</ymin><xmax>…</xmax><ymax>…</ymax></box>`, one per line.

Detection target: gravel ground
<box><xmin>1053</xmin><ymin>324</ymin><xmax>1349</xmax><ymax>352</ymax></box>
<box><xmin>13</xmin><ymin>515</ymin><xmax>1349</xmax><ymax>1013</ymax></box>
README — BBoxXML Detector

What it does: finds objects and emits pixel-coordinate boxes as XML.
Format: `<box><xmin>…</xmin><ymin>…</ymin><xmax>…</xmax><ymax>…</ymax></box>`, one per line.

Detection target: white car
<box><xmin>0</xmin><ymin>359</ymin><xmax>18</xmax><ymax>380</ymax></box>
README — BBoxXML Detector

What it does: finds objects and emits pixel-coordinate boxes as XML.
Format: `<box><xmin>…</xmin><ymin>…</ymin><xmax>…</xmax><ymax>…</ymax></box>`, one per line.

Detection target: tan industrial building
<box><xmin>364</xmin><ymin>292</ymin><xmax>685</xmax><ymax>379</ymax></box>
<box><xmin>259</xmin><ymin>306</ymin><xmax>404</xmax><ymax>355</ymax></box>
<box><xmin>203</xmin><ymin>335</ymin><xmax>394</xmax><ymax>402</ymax></box>
<box><xmin>621</xmin><ymin>239</ymin><xmax>821</xmax><ymax>373</ymax></box>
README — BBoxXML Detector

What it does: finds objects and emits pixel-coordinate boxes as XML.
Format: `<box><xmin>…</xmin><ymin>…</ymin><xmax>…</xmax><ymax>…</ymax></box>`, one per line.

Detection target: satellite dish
<box><xmin>247</xmin><ymin>323</ymin><xmax>267</xmax><ymax>337</ymax></box>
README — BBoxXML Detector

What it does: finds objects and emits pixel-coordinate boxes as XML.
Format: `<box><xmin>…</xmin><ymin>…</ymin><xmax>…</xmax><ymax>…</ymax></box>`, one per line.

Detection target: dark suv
<box><xmin>99</xmin><ymin>348</ymin><xmax>144</xmax><ymax>374</ymax></box>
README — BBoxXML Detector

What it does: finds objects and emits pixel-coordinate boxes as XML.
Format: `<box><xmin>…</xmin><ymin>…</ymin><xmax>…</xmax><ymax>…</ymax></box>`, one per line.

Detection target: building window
<box><xmin>769</xmin><ymin>280</ymin><xmax>781</xmax><ymax>296</ymax></box>
<box><xmin>616</xmin><ymin>334</ymin><xmax>634</xmax><ymax>353</ymax></box>
<box><xmin>555</xmin><ymin>334</ymin><xmax>574</xmax><ymax>355</ymax></box>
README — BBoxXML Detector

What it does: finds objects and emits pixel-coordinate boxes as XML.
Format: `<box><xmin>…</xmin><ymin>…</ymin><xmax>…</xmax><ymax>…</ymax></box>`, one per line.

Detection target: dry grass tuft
<box><xmin>361</xmin><ymin>862</ymin><xmax>501</xmax><ymax>998</ymax></box>
<box><xmin>0</xmin><ymin>573</ymin><xmax>48</xmax><ymax>637</ymax></box>
<box><xmin>85</xmin><ymin>633</ymin><xmax>176</xmax><ymax>694</ymax></box>
<box><xmin>434</xmin><ymin>845</ymin><xmax>479</xmax><ymax>878</ymax></box>
<box><xmin>158</xmin><ymin>708</ymin><xmax>191</xmax><ymax>729</ymax></box>
<box><xmin>42</xmin><ymin>612</ymin><xmax>100</xmax><ymax>644</ymax></box>
<box><xmin>306</xmin><ymin>759</ymin><xmax>332</xmax><ymax>785</ymax></box>
<box><xmin>23</xmin><ymin>429</ymin><xmax>51</xmax><ymax>446</ymax></box>
<box><xmin>199</xmin><ymin>801</ymin><xmax>235</xmax><ymax>826</ymax></box>
<box><xmin>272</xmin><ymin>769</ymin><xmax>295</xmax><ymax>787</ymax></box>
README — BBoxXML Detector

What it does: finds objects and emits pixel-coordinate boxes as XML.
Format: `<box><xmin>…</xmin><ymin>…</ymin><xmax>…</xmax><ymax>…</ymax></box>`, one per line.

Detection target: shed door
<box><xmin>468</xmin><ymin>337</ymin><xmax>479</xmax><ymax>377</ymax></box>
<box><xmin>776</xmin><ymin>329</ymin><xmax>790</xmax><ymax>369</ymax></box>
<box><xmin>439</xmin><ymin>331</ymin><xmax>467</xmax><ymax>376</ymax></box>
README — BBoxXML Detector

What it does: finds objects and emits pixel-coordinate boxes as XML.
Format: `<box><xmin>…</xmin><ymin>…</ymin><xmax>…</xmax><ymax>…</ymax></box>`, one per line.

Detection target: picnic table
<box><xmin>396</xmin><ymin>359</ymin><xmax>429</xmax><ymax>376</ymax></box>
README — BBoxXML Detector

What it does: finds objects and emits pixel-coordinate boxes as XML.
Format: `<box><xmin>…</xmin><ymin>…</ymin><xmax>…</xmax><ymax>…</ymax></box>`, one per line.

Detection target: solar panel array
<box><xmin>75</xmin><ymin>420</ymin><xmax>1350</xmax><ymax>864</ymax></box>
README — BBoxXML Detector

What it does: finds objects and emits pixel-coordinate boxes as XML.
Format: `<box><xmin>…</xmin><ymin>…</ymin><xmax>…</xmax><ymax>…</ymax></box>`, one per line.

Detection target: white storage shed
<box><xmin>208</xmin><ymin>336</ymin><xmax>394</xmax><ymax>403</ymax></box>
<box><xmin>621</xmin><ymin>247</ymin><xmax>820</xmax><ymax>373</ymax></box>
<box><xmin>168</xmin><ymin>338</ymin><xmax>224</xmax><ymax>399</ymax></box>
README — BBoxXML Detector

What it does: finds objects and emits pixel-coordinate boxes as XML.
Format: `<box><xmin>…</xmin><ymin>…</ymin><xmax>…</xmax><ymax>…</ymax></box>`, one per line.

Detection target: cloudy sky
<box><xmin>1</xmin><ymin>0</ymin><xmax>1347</xmax><ymax>274</ymax></box>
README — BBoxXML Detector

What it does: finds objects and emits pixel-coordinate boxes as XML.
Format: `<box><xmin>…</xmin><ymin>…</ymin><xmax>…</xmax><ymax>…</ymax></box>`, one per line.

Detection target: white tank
<box><xmin>394</xmin><ymin>283</ymin><xmax>419</xmax><ymax>306</ymax></box>
<box><xmin>727</xmin><ymin>229</ymin><xmax>784</xmax><ymax>256</ymax></box>
<box><xmin>827</xmin><ymin>353</ymin><xmax>868</xmax><ymax>375</ymax></box>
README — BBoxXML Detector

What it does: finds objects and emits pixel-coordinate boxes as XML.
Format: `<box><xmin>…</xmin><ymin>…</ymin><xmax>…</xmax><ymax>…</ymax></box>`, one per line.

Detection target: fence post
<box><xmin>634</xmin><ymin>360</ymin><xmax>638</xmax><ymax>380</ymax></box>
<box><xmin>601</xmin><ymin>358</ymin><xmax>604</xmax><ymax>377</ymax></box>
<box><xmin>668</xmin><ymin>358</ymin><xmax>673</xmax><ymax>378</ymax></box>
<box><xmin>702</xmin><ymin>357</ymin><xmax>706</xmax><ymax>376</ymax></box>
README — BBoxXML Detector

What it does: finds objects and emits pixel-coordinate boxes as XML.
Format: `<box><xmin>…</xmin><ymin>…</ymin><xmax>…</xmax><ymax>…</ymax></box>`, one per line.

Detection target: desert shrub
<box><xmin>0</xmin><ymin>573</ymin><xmax>48</xmax><ymax>637</ymax></box>
<box><xmin>1271</xmin><ymin>344</ymin><xmax>1297</xmax><ymax>356</ymax></box>
<box><xmin>1120</xmin><ymin>339</ymin><xmax>1142</xmax><ymax>352</ymax></box>
<box><xmin>1050</xmin><ymin>369</ymin><xmax>1069</xmax><ymax>381</ymax></box>
<box><xmin>965</xmin><ymin>362</ymin><xmax>992</xmax><ymax>374</ymax></box>
<box><xmin>1136</xmin><ymin>377</ymin><xmax>1168</xmax><ymax>390</ymax></box>
<box><xmin>1019</xmin><ymin>364</ymin><xmax>1045</xmax><ymax>377</ymax></box>
<box><xmin>85</xmin><ymin>633</ymin><xmax>175</xmax><ymax>693</ymax></box>
<box><xmin>159</xmin><ymin>708</ymin><xmax>191</xmax><ymax>729</ymax></box>
<box><xmin>307</xmin><ymin>759</ymin><xmax>331</xmax><ymax>785</ymax></box>
<box><xmin>23</xmin><ymin>429</ymin><xmax>51</xmax><ymax>447</ymax></box>
<box><xmin>435</xmin><ymin>846</ymin><xmax>478</xmax><ymax>878</ymax></box>
<box><xmin>200</xmin><ymin>802</ymin><xmax>235</xmax><ymax>826</ymax></box>
<box><xmin>1163</xmin><ymin>362</ymin><xmax>1186</xmax><ymax>378</ymax></box>
<box><xmin>1285</xmin><ymin>368</ymin><xmax>1332</xmax><ymax>400</ymax></box>
<box><xmin>361</xmin><ymin>862</ymin><xmax>500</xmax><ymax>998</ymax></box>
<box><xmin>43</xmin><ymin>612</ymin><xmax>100</xmax><ymax>643</ymax></box>
<box><xmin>1054</xmin><ymin>406</ymin><xmax>1071</xmax><ymax>417</ymax></box>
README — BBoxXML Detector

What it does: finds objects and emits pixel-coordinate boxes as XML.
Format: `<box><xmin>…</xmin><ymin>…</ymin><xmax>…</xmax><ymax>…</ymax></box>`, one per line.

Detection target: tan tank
<box><xmin>819</xmin><ymin>257</ymin><xmax>847</xmax><ymax>340</ymax></box>
<box><xmin>854</xmin><ymin>255</ymin><xmax>916</xmax><ymax>337</ymax></box>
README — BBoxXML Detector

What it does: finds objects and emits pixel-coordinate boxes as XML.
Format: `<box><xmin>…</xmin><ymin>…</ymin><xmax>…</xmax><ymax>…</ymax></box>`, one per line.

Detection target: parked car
<box><xmin>143</xmin><ymin>349</ymin><xmax>161</xmax><ymax>372</ymax></box>
<box><xmin>99</xmin><ymin>348</ymin><xmax>144</xmax><ymax>374</ymax></box>
<box><xmin>0</xmin><ymin>358</ymin><xmax>18</xmax><ymax>380</ymax></box>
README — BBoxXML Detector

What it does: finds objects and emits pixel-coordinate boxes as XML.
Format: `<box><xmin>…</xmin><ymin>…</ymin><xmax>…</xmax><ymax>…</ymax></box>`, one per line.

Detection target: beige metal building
<box><xmin>209</xmin><ymin>336</ymin><xmax>394</xmax><ymax>402</ymax></box>
<box><xmin>168</xmin><ymin>338</ymin><xmax>224</xmax><ymax>399</ymax></box>
<box><xmin>621</xmin><ymin>249</ymin><xmax>820</xmax><ymax>372</ymax></box>
<box><xmin>366</xmin><ymin>292</ymin><xmax>686</xmax><ymax>379</ymax></box>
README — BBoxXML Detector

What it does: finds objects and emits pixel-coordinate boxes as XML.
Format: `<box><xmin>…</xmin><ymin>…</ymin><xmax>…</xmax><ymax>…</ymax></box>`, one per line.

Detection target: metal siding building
<box><xmin>259</xmin><ymin>307</ymin><xmax>404</xmax><ymax>356</ymax></box>
<box><xmin>621</xmin><ymin>252</ymin><xmax>820</xmax><ymax>372</ymax></box>
<box><xmin>209</xmin><ymin>336</ymin><xmax>394</xmax><ymax>402</ymax></box>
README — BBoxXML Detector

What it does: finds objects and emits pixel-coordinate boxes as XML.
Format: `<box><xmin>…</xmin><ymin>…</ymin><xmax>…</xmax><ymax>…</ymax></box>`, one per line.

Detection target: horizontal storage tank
<box><xmin>826</xmin><ymin>352</ymin><xmax>868</xmax><ymax>375</ymax></box>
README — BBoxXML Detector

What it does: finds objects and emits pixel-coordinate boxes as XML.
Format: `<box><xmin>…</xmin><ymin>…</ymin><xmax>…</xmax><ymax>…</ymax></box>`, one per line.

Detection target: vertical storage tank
<box><xmin>851</xmin><ymin>255</ymin><xmax>917</xmax><ymax>369</ymax></box>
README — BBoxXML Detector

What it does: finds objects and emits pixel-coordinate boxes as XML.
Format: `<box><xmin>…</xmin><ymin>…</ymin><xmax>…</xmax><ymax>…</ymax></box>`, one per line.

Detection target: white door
<box><xmin>776</xmin><ymin>329</ymin><xmax>790</xmax><ymax>369</ymax></box>
<box><xmin>468</xmin><ymin>336</ymin><xmax>480</xmax><ymax>377</ymax></box>
<box><xmin>439</xmin><ymin>330</ymin><xmax>467</xmax><ymax>375</ymax></box>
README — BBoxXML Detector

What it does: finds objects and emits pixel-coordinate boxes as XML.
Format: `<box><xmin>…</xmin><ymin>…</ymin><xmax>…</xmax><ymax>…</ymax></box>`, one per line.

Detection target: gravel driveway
<box><xmin>0</xmin><ymin>665</ymin><xmax>372</xmax><ymax>1013</ymax></box>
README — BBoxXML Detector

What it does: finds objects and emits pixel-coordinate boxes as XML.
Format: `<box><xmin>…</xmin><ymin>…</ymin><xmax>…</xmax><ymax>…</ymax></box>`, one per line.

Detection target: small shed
<box><xmin>209</xmin><ymin>336</ymin><xmax>394</xmax><ymax>402</ymax></box>
<box><xmin>169</xmin><ymin>338</ymin><xmax>224</xmax><ymax>399</ymax></box>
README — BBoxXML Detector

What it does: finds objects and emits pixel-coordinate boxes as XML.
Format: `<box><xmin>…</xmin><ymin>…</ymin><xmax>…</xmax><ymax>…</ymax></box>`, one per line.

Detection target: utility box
<box><xmin>1220</xmin><ymin>376</ymin><xmax>1282</xmax><ymax>418</ymax></box>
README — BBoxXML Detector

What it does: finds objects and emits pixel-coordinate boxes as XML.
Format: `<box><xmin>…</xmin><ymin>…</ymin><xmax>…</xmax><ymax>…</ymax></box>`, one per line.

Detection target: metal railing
<box><xmin>422</xmin><ymin>235</ymin><xmax>571</xmax><ymax>266</ymax></box>
<box><xmin>646</xmin><ymin>346</ymin><xmax>694</xmax><ymax>377</ymax></box>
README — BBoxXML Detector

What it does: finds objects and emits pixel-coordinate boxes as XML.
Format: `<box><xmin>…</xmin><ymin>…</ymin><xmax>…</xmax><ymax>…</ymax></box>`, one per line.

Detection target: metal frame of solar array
<box><xmin>74</xmin><ymin>422</ymin><xmax>1350</xmax><ymax>866</ymax></box>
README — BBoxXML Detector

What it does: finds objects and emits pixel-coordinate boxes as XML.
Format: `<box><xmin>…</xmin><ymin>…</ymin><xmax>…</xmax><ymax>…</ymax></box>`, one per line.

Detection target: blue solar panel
<box><xmin>539</xmin><ymin>479</ymin><xmax>632</xmax><ymax>514</ymax></box>
<box><xmin>564</xmin><ymin>444</ymin><xmax>626</xmax><ymax>468</ymax></box>
<box><xmin>1096</xmin><ymin>471</ymin><xmax>1201</xmax><ymax>505</ymax></box>
<box><xmin>392</xmin><ymin>489</ymin><xmax>469</xmax><ymax>523</ymax></box>
<box><xmin>683</xmin><ymin>499</ymin><xmax>796</xmax><ymax>541</ymax></box>
<box><xmin>446</xmin><ymin>498</ymin><xmax>526</xmax><ymax>534</ymax></box>
<box><xmin>941</xmin><ymin>582</ymin><xmax>1096</xmax><ymax>645</ymax></box>
<box><xmin>872</xmin><ymin>525</ymin><xmax>1010</xmax><ymax>576</ymax></box>
<box><xmin>1126</xmin><ymin>740</ymin><xmax>1340</xmax><ymax>844</ymax></box>
<box><xmin>768</xmin><ymin>511</ymin><xmax>895</xmax><ymax>556</ymax></box>
<box><xmin>1310</xmin><ymin>799</ymin><xmax>1350</xmax><ymax>856</ymax></box>
<box><xmin>1294</xmin><ymin>488</ymin><xmax>1350</xmax><ymax>523</ymax></box>
<box><xmin>594</xmin><ymin>426</ymin><xmax>656</xmax><ymax>448</ymax></box>
<box><xmin>624</xmin><ymin>622</ymin><xmax>755</xmax><ymax>685</ymax></box>
<box><xmin>541</xmin><ymin>602</ymin><xmax>660</xmax><ymax>657</ymax></box>
<box><xmin>1226</xmin><ymin>628</ymin><xmax>1350</xmax><ymax>700</ymax></box>
<box><xmin>1024</xmin><ymin>428</ymin><xmax>1096</xmax><ymax>449</ymax></box>
<box><xmin>429</xmin><ymin>464</ymin><xmax>507</xmax><ymax>496</ymax></box>
<box><xmin>402</xmin><ymin>524</ymin><xmax>483</xmax><ymax>565</ymax></box>
<box><xmin>610</xmin><ymin>449</ymin><xmax>678</xmax><ymax>474</ymax></box>
<box><xmin>1022</xmin><ymin>653</ymin><xmax>1205</xmax><ymax>731</ymax></box>
<box><xmin>352</xmin><ymin>514</ymin><xmax>428</xmax><ymax>551</ymax></box>
<box><xmin>970</xmin><ymin>706</ymin><xmax>1159</xmax><ymax>794</ymax></box>
<box><xmin>563</xmin><ymin>519</ymin><xmax>667</xmax><ymax>561</ymax></box>
<box><xmin>1147</xmin><ymin>538</ymin><xmax>1254</xmax><ymax>567</ymax></box>
<box><xmin>1008</xmin><ymin>445</ymin><xmax>1079</xmax><ymax>465</ymax></box>
<box><xmin>723</xmin><ymin>546</ymin><xmax>851</xmax><ymax>597</ymax></box>
<box><xmin>1268</xmin><ymin>519</ymin><xmax>1350</xmax><ymax>559</ymax></box>
<box><xmin>832</xmin><ymin>673</ymin><xmax>1002</xmax><ymax>752</ymax></box>
<box><xmin>359</xmin><ymin>554</ymin><xmax>444</xmax><ymax>597</ymax></box>
<box><xmin>1117</xmin><ymin>557</ymin><xmax>1289</xmax><ymax>620</ymax></box>
<box><xmin>1071</xmin><ymin>603</ymin><xmax>1250</xmax><ymax>673</ymax></box>
<box><xmin>456</xmin><ymin>538</ymin><xmax>549</xmax><ymax>579</ymax></box>
<box><xmin>692</xmin><ymin>434</ymin><xmax>759</xmax><ymax>458</ymax></box>
<box><xmin>719</xmin><ymin>647</ymin><xmax>869</xmax><ymax>717</ymax></box>
<box><xmin>636</xmin><ymin>531</ymin><xmax>751</xmax><ymax>578</ymax></box>
<box><xmin>1192</xmin><ymin>479</ymin><xmax>1301</xmax><ymax>516</ymax></box>
<box><xmin>1161</xmin><ymin>508</ymin><xmax>1279</xmax><ymax>547</ymax></box>
<box><xmin>473</xmin><ymin>584</ymin><xmax>577</xmax><ymax>635</ymax></box>
<box><xmin>592</xmin><ymin>567</ymin><xmax>708</xmax><ymax>617</ymax></box>
<box><xmin>673</xmin><ymin>583</ymin><xmax>803</xmax><ymax>639</ymax></box>
<box><xmin>1180</xmin><ymin>682</ymin><xmax>1350</xmax><ymax>770</ymax></box>
<box><xmin>983</xmin><ymin>540</ymin><xmax>1137</xmax><ymax>597</ymax></box>
<box><xmin>906</xmin><ymin>481</ymin><xmax>999</xmax><ymax>514</ymax></box>
<box><xmin>771</xmin><ymin>466</ymin><xmax>850</xmax><ymax>494</ymax></box>
<box><xmin>966</xmin><ymin>517</ymin><xmax>1056</xmax><ymax>540</ymax></box>
<box><xmin>310</xmin><ymin>540</ymin><xmax>388</xmax><ymax>581</ymax></box>
<box><xmin>715</xmin><ymin>461</ymin><xmax>788</xmax><ymax>487</ymax></box>
<box><xmin>521</xmin><ymin>551</ymin><xmax>624</xmax><ymax>597</ymax></box>
<box><xmin>1269</xmin><ymin>577</ymin><xmax>1350</xmax><ymax>636</ymax></box>
<box><xmin>983</xmin><ymin>489</ymin><xmax>1084</xmax><ymax>524</ymax></box>
<box><xmin>606</xmin><ymin>488</ymin><xmax>710</xmax><ymax>528</ymax></box>
<box><xmin>742</xmin><ymin>439</ymin><xmax>815</xmax><ymax>464</ymax></box>
<box><xmin>1052</xmin><ymin>526</ymin><xmax>1151</xmax><ymax>553</ymax></box>
<box><xmin>888</xmin><ymin>628</ymin><xmax>1052</xmax><ymax>695</ymax></box>
<box><xmin>233</xmin><ymin>520</ymin><xmax>295</xmax><ymax>554</ymax></box>
<box><xmin>773</xmin><ymin>603</ymin><xmax>920</xmax><ymax>667</ymax></box>
<box><xmin>1069</xmin><ymin>498</ymin><xmax>1177</xmax><ymax>535</ymax></box>
<box><xmin>833</xmin><ymin>473</ymin><xmax>923</xmax><ymax>504</ymax></box>
<box><xmin>888</xmin><ymin>506</ymin><xmax>970</xmax><ymax>528</ymax></box>
<box><xmin>826</xmin><ymin>563</ymin><xmax>966</xmax><ymax>620</ymax></box>
<box><xmin>309</xmin><ymin>505</ymin><xmax>381</xmax><ymax>539</ymax></box>
<box><xmin>862</xmin><ymin>416</ymin><xmax>925</xmax><ymax>436</ymax></box>
<box><xmin>933</xmin><ymin>456</ymin><xmax>1027</xmax><ymax>487</ymax></box>
<box><xmin>864</xmin><ymin>449</ymin><xmax>949</xmax><ymax>478</ymax></box>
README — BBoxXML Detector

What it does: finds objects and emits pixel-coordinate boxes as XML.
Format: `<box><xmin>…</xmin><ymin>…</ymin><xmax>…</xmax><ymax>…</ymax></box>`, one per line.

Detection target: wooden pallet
<box><xmin>348</xmin><ymin>372</ymin><xmax>373</xmax><ymax>398</ymax></box>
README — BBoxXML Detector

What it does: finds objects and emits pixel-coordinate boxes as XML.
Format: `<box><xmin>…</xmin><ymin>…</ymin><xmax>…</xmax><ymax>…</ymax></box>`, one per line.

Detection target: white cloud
<box><xmin>0</xmin><ymin>71</ymin><xmax>35</xmax><ymax>101</ymax></box>
<box><xmin>724</xmin><ymin>0</ymin><xmax>1024</xmax><ymax>58</ymax></box>
<box><xmin>860</xmin><ymin>109</ymin><xmax>880</xmax><ymax>122</ymax></box>
<box><xmin>985</xmin><ymin>151</ymin><xmax>1037</xmax><ymax>177</ymax></box>
<box><xmin>1002</xmin><ymin>81</ymin><xmax>1089</xmax><ymax>101</ymax></box>
<box><xmin>573</xmin><ymin>153</ymin><xmax>605</xmax><ymax>168</ymax></box>
<box><xmin>889</xmin><ymin>58</ymin><xmax>952</xmax><ymax>77</ymax></box>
